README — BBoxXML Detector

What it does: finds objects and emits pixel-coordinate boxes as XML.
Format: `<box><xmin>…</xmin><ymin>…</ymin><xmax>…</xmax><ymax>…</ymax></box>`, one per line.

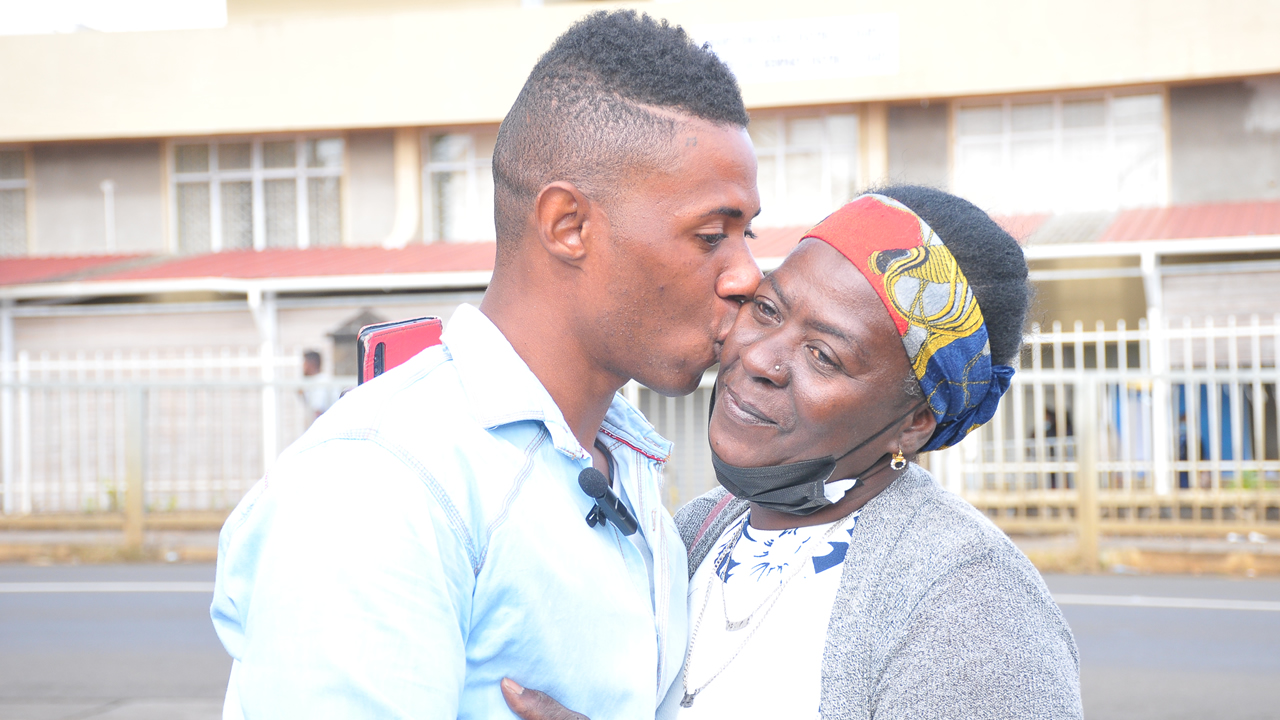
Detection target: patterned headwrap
<box><xmin>804</xmin><ymin>193</ymin><xmax>1015</xmax><ymax>451</ymax></box>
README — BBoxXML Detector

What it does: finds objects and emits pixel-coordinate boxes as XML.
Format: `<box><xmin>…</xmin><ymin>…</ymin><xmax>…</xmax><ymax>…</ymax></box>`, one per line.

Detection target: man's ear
<box><xmin>898</xmin><ymin>403</ymin><xmax>938</xmax><ymax>457</ymax></box>
<box><xmin>533</xmin><ymin>181</ymin><xmax>596</xmax><ymax>265</ymax></box>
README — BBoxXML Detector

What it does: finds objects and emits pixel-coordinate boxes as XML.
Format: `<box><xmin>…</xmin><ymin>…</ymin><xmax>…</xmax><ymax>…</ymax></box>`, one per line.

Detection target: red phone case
<box><xmin>357</xmin><ymin>316</ymin><xmax>444</xmax><ymax>384</ymax></box>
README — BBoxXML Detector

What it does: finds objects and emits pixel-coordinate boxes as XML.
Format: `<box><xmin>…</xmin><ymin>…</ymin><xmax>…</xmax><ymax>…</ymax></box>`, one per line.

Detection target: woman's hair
<box><xmin>873</xmin><ymin>185</ymin><xmax>1032</xmax><ymax>366</ymax></box>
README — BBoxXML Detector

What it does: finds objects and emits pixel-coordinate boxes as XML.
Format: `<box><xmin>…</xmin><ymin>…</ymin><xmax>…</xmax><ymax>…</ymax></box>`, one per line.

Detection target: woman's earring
<box><xmin>890</xmin><ymin>449</ymin><xmax>907</xmax><ymax>471</ymax></box>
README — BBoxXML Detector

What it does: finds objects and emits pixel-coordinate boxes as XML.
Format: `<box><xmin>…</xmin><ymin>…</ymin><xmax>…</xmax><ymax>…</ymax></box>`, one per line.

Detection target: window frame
<box><xmin>168</xmin><ymin>133</ymin><xmax>347</xmax><ymax>253</ymax></box>
<box><xmin>748</xmin><ymin>106</ymin><xmax>862</xmax><ymax>228</ymax></box>
<box><xmin>0</xmin><ymin>144</ymin><xmax>32</xmax><ymax>256</ymax></box>
<box><xmin>950</xmin><ymin>88</ymin><xmax>1170</xmax><ymax>214</ymax></box>
<box><xmin>421</xmin><ymin>126</ymin><xmax>498</xmax><ymax>243</ymax></box>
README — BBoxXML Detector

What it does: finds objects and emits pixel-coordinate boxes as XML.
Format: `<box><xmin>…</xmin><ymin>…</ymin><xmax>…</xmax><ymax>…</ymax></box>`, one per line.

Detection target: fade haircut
<box><xmin>492</xmin><ymin>10</ymin><xmax>748</xmax><ymax>259</ymax></box>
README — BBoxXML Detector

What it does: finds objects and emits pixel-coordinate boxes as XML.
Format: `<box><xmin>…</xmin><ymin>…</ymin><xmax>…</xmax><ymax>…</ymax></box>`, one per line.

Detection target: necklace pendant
<box><xmin>680</xmin><ymin>691</ymin><xmax>698</xmax><ymax>708</ymax></box>
<box><xmin>725</xmin><ymin>616</ymin><xmax>750</xmax><ymax>631</ymax></box>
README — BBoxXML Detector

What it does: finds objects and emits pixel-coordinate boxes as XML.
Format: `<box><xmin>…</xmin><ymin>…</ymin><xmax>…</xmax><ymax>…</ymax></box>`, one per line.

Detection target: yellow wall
<box><xmin>2</xmin><ymin>0</ymin><xmax>1279</xmax><ymax>142</ymax></box>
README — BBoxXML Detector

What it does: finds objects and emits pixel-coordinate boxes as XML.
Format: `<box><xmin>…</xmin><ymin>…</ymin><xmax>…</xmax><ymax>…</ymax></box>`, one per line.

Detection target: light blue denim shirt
<box><xmin>212</xmin><ymin>304</ymin><xmax>688</xmax><ymax>719</ymax></box>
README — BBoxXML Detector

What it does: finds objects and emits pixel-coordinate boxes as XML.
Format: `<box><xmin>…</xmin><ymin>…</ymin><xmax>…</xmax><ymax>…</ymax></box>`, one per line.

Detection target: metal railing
<box><xmin>925</xmin><ymin>317</ymin><xmax>1280</xmax><ymax>554</ymax></box>
<box><xmin>0</xmin><ymin>348</ymin><xmax>346</xmax><ymax>542</ymax></box>
<box><xmin>639</xmin><ymin>316</ymin><xmax>1280</xmax><ymax>559</ymax></box>
<box><xmin>3</xmin><ymin>317</ymin><xmax>1278</xmax><ymax>560</ymax></box>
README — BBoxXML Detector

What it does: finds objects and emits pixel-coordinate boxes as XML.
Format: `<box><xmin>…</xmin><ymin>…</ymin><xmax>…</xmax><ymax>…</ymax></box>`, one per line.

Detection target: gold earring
<box><xmin>890</xmin><ymin>449</ymin><xmax>907</xmax><ymax>471</ymax></box>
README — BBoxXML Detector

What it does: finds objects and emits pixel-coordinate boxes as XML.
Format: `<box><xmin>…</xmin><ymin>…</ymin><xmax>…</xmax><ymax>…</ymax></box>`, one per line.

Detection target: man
<box><xmin>298</xmin><ymin>349</ymin><xmax>339</xmax><ymax>423</ymax></box>
<box><xmin>211</xmin><ymin>11</ymin><xmax>761</xmax><ymax>719</ymax></box>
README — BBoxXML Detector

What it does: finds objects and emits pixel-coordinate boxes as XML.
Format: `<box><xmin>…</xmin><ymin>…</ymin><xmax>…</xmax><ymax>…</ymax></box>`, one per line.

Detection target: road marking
<box><xmin>0</xmin><ymin>584</ymin><xmax>1272</xmax><ymax>611</ymax></box>
<box><xmin>0</xmin><ymin>582</ymin><xmax>214</xmax><ymax>593</ymax></box>
<box><xmin>1054</xmin><ymin>593</ymin><xmax>1280</xmax><ymax>612</ymax></box>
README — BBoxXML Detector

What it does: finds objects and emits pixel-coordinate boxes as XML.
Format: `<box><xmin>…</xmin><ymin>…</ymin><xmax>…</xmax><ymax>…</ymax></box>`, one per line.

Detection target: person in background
<box><xmin>212</xmin><ymin>11</ymin><xmax>760</xmax><ymax>719</ymax></box>
<box><xmin>298</xmin><ymin>349</ymin><xmax>339</xmax><ymax>422</ymax></box>
<box><xmin>506</xmin><ymin>188</ymin><xmax>1082</xmax><ymax>720</ymax></box>
<box><xmin>1034</xmin><ymin>407</ymin><xmax>1073</xmax><ymax>489</ymax></box>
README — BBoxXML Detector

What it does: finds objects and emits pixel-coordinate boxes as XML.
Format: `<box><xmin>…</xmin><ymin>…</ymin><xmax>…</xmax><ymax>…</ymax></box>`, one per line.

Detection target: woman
<box><xmin>663</xmin><ymin>186</ymin><xmax>1079</xmax><ymax>719</ymax></box>
<box><xmin>505</xmin><ymin>186</ymin><xmax>1081</xmax><ymax>719</ymax></box>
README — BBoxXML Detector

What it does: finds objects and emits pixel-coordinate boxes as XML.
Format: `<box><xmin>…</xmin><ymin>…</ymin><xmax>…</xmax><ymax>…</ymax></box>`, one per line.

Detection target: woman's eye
<box><xmin>753</xmin><ymin>299</ymin><xmax>778</xmax><ymax>319</ymax></box>
<box><xmin>809</xmin><ymin>346</ymin><xmax>835</xmax><ymax>367</ymax></box>
<box><xmin>697</xmin><ymin>232</ymin><xmax>728</xmax><ymax>246</ymax></box>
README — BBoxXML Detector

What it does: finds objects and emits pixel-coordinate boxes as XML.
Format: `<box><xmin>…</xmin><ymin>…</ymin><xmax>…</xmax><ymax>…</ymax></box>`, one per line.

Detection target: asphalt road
<box><xmin>0</xmin><ymin>565</ymin><xmax>226</xmax><ymax>720</ymax></box>
<box><xmin>1044</xmin><ymin>574</ymin><xmax>1280</xmax><ymax>720</ymax></box>
<box><xmin>0</xmin><ymin>565</ymin><xmax>1277</xmax><ymax>719</ymax></box>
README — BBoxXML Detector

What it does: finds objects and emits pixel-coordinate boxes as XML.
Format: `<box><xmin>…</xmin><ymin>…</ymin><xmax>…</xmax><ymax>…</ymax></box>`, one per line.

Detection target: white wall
<box><xmin>3</xmin><ymin>0</ymin><xmax>1280</xmax><ymax>142</ymax></box>
<box><xmin>1163</xmin><ymin>271</ymin><xmax>1280</xmax><ymax>324</ymax></box>
<box><xmin>31</xmin><ymin>141</ymin><xmax>166</xmax><ymax>255</ymax></box>
<box><xmin>13</xmin><ymin>291</ymin><xmax>483</xmax><ymax>367</ymax></box>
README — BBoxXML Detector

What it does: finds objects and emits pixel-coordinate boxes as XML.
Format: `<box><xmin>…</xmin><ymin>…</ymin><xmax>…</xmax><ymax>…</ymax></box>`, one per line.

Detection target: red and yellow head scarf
<box><xmin>803</xmin><ymin>194</ymin><xmax>1014</xmax><ymax>451</ymax></box>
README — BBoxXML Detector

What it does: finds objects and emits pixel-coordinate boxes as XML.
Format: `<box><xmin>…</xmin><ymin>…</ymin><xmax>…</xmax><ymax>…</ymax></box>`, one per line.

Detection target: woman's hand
<box><xmin>500</xmin><ymin>678</ymin><xmax>590</xmax><ymax>720</ymax></box>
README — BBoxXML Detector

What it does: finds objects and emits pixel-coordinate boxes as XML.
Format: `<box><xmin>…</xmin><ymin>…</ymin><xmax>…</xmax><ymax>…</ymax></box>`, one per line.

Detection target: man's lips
<box><xmin>721</xmin><ymin>382</ymin><xmax>776</xmax><ymax>426</ymax></box>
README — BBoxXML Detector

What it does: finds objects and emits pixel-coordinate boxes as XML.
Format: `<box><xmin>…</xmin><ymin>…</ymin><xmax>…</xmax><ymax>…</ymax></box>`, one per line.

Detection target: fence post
<box><xmin>1</xmin><ymin>299</ymin><xmax>13</xmax><ymax>515</ymax></box>
<box><xmin>1076</xmin><ymin>376</ymin><xmax>1100</xmax><ymax>571</ymax></box>
<box><xmin>1142</xmin><ymin>252</ymin><xmax>1172</xmax><ymax>495</ymax></box>
<box><xmin>253</xmin><ymin>290</ymin><xmax>280</xmax><ymax>472</ymax></box>
<box><xmin>17</xmin><ymin>352</ymin><xmax>30</xmax><ymax>514</ymax></box>
<box><xmin>124</xmin><ymin>387</ymin><xmax>146</xmax><ymax>551</ymax></box>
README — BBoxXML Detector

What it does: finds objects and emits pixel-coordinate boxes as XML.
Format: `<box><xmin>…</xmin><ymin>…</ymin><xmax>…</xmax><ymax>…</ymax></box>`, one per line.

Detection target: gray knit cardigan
<box><xmin>673</xmin><ymin>465</ymin><xmax>1083</xmax><ymax>719</ymax></box>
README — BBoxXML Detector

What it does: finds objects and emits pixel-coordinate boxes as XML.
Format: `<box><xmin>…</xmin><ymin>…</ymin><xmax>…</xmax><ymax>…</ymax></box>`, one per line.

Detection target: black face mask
<box><xmin>708</xmin><ymin>387</ymin><xmax>912</xmax><ymax>516</ymax></box>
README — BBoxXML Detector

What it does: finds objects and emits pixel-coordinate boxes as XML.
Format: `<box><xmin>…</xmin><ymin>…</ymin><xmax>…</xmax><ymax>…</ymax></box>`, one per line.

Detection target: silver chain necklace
<box><xmin>719</xmin><ymin>520</ymin><xmax>828</xmax><ymax>631</ymax></box>
<box><xmin>679</xmin><ymin>512</ymin><xmax>854</xmax><ymax>709</ymax></box>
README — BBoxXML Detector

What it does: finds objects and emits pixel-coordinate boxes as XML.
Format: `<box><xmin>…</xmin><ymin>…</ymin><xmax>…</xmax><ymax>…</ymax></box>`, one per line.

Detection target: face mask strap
<box><xmin>709</xmin><ymin>384</ymin><xmax>922</xmax><ymax>477</ymax></box>
<box><xmin>709</xmin><ymin>384</ymin><xmax>926</xmax><ymax>515</ymax></box>
<box><xmin>807</xmin><ymin>400</ymin><xmax>926</xmax><ymax>507</ymax></box>
<box><xmin>829</xmin><ymin>401</ymin><xmax>925</xmax><ymax>469</ymax></box>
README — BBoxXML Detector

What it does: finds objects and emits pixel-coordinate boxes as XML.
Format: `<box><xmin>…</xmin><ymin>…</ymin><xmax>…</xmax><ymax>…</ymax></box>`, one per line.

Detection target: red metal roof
<box><xmin>92</xmin><ymin>244</ymin><xmax>498</xmax><ymax>282</ymax></box>
<box><xmin>0</xmin><ymin>254</ymin><xmax>146</xmax><ymax>285</ymax></box>
<box><xmin>4</xmin><ymin>199</ymin><xmax>1279</xmax><ymax>288</ymax></box>
<box><xmin>1</xmin><ymin>234</ymin><xmax>815</xmax><ymax>287</ymax></box>
<box><xmin>1099</xmin><ymin>200</ymin><xmax>1280</xmax><ymax>243</ymax></box>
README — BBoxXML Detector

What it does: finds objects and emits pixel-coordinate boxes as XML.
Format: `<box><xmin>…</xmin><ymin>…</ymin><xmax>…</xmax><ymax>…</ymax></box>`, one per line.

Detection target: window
<box><xmin>750</xmin><ymin>110</ymin><xmax>860</xmax><ymax>227</ymax></box>
<box><xmin>0</xmin><ymin>148</ymin><xmax>28</xmax><ymax>256</ymax></box>
<box><xmin>954</xmin><ymin>92</ymin><xmax>1166</xmax><ymax>214</ymax></box>
<box><xmin>423</xmin><ymin>128</ymin><xmax>497</xmax><ymax>243</ymax></box>
<box><xmin>170</xmin><ymin>136</ymin><xmax>344</xmax><ymax>253</ymax></box>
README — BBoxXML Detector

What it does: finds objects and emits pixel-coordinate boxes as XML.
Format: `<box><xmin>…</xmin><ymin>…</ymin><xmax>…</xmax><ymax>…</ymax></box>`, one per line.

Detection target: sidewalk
<box><xmin>0</xmin><ymin>699</ymin><xmax>221</xmax><ymax>720</ymax></box>
<box><xmin>0</xmin><ymin>530</ymin><xmax>220</xmax><ymax>564</ymax></box>
<box><xmin>1012</xmin><ymin>533</ymin><xmax>1280</xmax><ymax>576</ymax></box>
<box><xmin>2</xmin><ymin>526</ymin><xmax>1278</xmax><ymax>575</ymax></box>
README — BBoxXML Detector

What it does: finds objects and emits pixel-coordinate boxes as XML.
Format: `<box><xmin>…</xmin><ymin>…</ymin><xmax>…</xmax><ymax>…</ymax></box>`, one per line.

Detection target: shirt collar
<box><xmin>601</xmin><ymin>399</ymin><xmax>672</xmax><ymax>464</ymax></box>
<box><xmin>442</xmin><ymin>304</ymin><xmax>670</xmax><ymax>463</ymax></box>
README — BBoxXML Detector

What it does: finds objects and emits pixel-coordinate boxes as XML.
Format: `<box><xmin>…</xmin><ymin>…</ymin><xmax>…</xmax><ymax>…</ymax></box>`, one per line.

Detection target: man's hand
<box><xmin>501</xmin><ymin>678</ymin><xmax>590</xmax><ymax>720</ymax></box>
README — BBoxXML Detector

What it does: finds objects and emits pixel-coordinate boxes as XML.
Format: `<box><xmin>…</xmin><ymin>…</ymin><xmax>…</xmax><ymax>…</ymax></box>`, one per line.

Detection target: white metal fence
<box><xmin>3</xmin><ymin>317</ymin><xmax>1279</xmax><ymax>546</ymax></box>
<box><xmin>0</xmin><ymin>348</ymin><xmax>343</xmax><ymax>522</ymax></box>
<box><xmin>927</xmin><ymin>316</ymin><xmax>1280</xmax><ymax>539</ymax></box>
<box><xmin>643</xmin><ymin>316</ymin><xmax>1280</xmax><ymax>540</ymax></box>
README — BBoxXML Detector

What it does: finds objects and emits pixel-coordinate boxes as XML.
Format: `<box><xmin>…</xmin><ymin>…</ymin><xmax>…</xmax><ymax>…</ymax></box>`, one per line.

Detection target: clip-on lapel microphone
<box><xmin>578</xmin><ymin>467</ymin><xmax>639</xmax><ymax>536</ymax></box>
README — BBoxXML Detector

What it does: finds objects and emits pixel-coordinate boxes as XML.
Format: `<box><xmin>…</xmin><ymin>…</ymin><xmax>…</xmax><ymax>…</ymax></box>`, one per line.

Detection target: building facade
<box><xmin>1</xmin><ymin>1</ymin><xmax>1278</xmax><ymax>321</ymax></box>
<box><xmin>2</xmin><ymin>0</ymin><xmax>1280</xmax><ymax>522</ymax></box>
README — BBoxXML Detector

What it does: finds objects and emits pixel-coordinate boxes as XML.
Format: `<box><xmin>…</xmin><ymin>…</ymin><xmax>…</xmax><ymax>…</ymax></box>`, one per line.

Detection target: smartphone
<box><xmin>357</xmin><ymin>316</ymin><xmax>444</xmax><ymax>384</ymax></box>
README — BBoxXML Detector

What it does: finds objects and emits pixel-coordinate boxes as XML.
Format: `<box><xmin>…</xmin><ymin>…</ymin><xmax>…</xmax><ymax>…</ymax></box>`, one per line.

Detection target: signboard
<box><xmin>693</xmin><ymin>14</ymin><xmax>900</xmax><ymax>85</ymax></box>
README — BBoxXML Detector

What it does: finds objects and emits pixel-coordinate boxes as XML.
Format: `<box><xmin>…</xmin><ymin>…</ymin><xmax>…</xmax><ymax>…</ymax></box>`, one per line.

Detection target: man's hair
<box><xmin>491</xmin><ymin>10</ymin><xmax>747</xmax><ymax>257</ymax></box>
<box><xmin>874</xmin><ymin>185</ymin><xmax>1032</xmax><ymax>367</ymax></box>
<box><xmin>303</xmin><ymin>350</ymin><xmax>322</xmax><ymax>367</ymax></box>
